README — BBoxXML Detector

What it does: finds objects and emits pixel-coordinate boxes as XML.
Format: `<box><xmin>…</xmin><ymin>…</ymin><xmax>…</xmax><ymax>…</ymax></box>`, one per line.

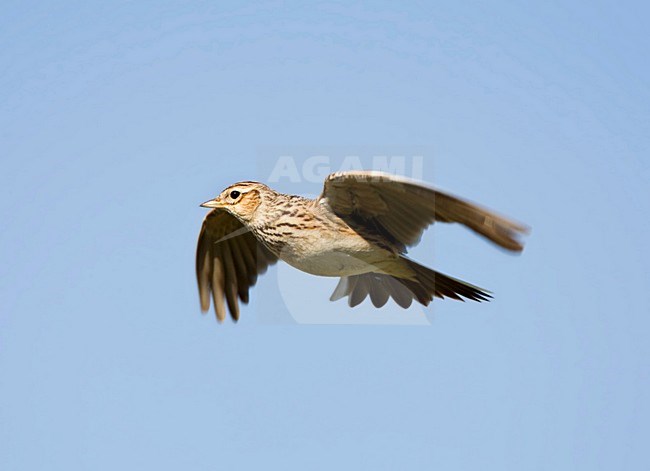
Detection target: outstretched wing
<box><xmin>196</xmin><ymin>209</ymin><xmax>277</xmax><ymax>322</ymax></box>
<box><xmin>317</xmin><ymin>171</ymin><xmax>529</xmax><ymax>253</ymax></box>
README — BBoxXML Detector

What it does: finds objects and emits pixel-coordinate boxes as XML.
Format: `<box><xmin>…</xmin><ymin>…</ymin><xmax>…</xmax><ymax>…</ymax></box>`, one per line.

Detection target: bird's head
<box><xmin>200</xmin><ymin>181</ymin><xmax>274</xmax><ymax>222</ymax></box>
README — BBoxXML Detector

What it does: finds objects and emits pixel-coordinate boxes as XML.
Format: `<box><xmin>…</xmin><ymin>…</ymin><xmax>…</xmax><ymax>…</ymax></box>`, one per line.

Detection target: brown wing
<box><xmin>317</xmin><ymin>171</ymin><xmax>529</xmax><ymax>253</ymax></box>
<box><xmin>195</xmin><ymin>209</ymin><xmax>277</xmax><ymax>322</ymax></box>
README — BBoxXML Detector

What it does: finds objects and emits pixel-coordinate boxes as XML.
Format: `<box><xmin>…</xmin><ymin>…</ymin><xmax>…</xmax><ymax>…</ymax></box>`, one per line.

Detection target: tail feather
<box><xmin>368</xmin><ymin>278</ymin><xmax>390</xmax><ymax>308</ymax></box>
<box><xmin>382</xmin><ymin>276</ymin><xmax>414</xmax><ymax>309</ymax></box>
<box><xmin>330</xmin><ymin>258</ymin><xmax>491</xmax><ymax>309</ymax></box>
<box><xmin>349</xmin><ymin>276</ymin><xmax>369</xmax><ymax>307</ymax></box>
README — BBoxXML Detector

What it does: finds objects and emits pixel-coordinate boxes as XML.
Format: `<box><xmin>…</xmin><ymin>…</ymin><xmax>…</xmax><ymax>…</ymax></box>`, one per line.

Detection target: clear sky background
<box><xmin>1</xmin><ymin>1</ymin><xmax>649</xmax><ymax>470</ymax></box>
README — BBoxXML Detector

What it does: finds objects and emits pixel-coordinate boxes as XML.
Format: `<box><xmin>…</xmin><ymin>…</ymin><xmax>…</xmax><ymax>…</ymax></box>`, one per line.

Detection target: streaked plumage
<box><xmin>196</xmin><ymin>171</ymin><xmax>529</xmax><ymax>322</ymax></box>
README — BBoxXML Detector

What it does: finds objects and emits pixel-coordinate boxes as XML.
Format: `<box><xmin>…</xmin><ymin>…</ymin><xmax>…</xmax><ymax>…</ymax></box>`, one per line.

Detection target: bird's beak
<box><xmin>200</xmin><ymin>199</ymin><xmax>223</xmax><ymax>209</ymax></box>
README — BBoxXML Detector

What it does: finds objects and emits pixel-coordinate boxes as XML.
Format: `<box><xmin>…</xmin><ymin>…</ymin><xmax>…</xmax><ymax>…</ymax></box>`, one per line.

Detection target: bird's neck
<box><xmin>249</xmin><ymin>193</ymin><xmax>312</xmax><ymax>229</ymax></box>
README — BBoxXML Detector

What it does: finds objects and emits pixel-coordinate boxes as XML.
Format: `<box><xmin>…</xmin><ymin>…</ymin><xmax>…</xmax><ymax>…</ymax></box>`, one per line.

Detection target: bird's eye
<box><xmin>230</xmin><ymin>190</ymin><xmax>241</xmax><ymax>199</ymax></box>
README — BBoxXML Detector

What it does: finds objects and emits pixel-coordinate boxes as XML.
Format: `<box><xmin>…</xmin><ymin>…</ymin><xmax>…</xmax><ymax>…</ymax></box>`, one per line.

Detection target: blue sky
<box><xmin>1</xmin><ymin>1</ymin><xmax>649</xmax><ymax>469</ymax></box>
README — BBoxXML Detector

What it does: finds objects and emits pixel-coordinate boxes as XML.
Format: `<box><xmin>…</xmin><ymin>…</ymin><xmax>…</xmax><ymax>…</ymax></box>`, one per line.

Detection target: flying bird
<box><xmin>196</xmin><ymin>171</ymin><xmax>528</xmax><ymax>322</ymax></box>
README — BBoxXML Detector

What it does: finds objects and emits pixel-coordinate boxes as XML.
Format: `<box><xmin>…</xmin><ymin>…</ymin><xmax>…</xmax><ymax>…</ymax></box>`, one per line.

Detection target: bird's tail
<box><xmin>330</xmin><ymin>257</ymin><xmax>491</xmax><ymax>309</ymax></box>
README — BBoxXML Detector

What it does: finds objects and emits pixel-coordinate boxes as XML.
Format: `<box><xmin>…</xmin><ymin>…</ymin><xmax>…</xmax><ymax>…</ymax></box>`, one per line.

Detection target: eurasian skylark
<box><xmin>196</xmin><ymin>171</ymin><xmax>528</xmax><ymax>322</ymax></box>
